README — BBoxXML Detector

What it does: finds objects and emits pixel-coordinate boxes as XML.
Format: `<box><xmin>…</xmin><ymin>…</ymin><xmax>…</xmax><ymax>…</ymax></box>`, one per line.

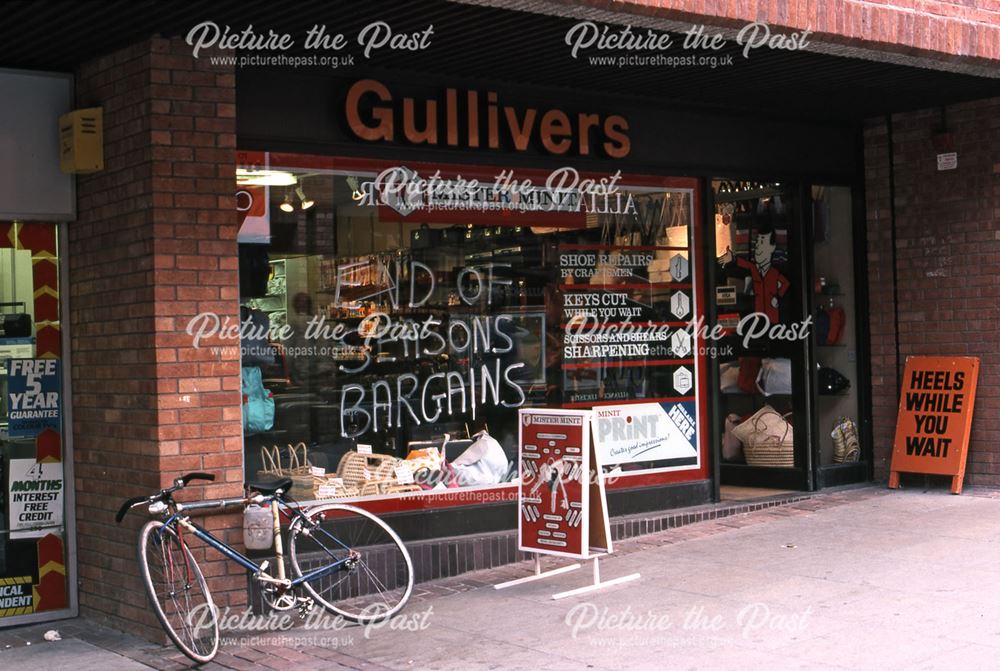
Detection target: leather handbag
<box><xmin>826</xmin><ymin>306</ymin><xmax>846</xmax><ymax>344</ymax></box>
<box><xmin>818</xmin><ymin>367</ymin><xmax>851</xmax><ymax>395</ymax></box>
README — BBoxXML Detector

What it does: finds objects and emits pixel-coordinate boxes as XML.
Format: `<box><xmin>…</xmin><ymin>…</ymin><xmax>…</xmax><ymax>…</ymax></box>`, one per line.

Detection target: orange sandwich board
<box><xmin>889</xmin><ymin>356</ymin><xmax>980</xmax><ymax>494</ymax></box>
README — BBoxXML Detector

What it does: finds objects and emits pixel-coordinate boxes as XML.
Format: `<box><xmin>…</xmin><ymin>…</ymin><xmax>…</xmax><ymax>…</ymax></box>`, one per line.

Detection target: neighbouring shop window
<box><xmin>235</xmin><ymin>154</ymin><xmax>703</xmax><ymax>501</ymax></box>
<box><xmin>0</xmin><ymin>221</ymin><xmax>69</xmax><ymax>621</ymax></box>
<box><xmin>811</xmin><ymin>186</ymin><xmax>862</xmax><ymax>467</ymax></box>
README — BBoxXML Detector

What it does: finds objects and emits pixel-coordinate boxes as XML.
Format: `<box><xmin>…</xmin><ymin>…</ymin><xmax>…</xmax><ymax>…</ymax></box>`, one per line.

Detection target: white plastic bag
<box><xmin>756</xmin><ymin>358</ymin><xmax>792</xmax><ymax>396</ymax></box>
<box><xmin>451</xmin><ymin>431</ymin><xmax>509</xmax><ymax>486</ymax></box>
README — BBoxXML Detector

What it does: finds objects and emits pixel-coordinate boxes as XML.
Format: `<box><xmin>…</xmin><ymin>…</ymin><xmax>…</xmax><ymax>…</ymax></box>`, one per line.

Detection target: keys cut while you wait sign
<box><xmin>889</xmin><ymin>356</ymin><xmax>980</xmax><ymax>494</ymax></box>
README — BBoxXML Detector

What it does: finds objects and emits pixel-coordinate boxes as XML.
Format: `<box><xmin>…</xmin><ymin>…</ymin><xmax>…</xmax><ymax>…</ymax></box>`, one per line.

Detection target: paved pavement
<box><xmin>4</xmin><ymin>485</ymin><xmax>1000</xmax><ymax>670</ymax></box>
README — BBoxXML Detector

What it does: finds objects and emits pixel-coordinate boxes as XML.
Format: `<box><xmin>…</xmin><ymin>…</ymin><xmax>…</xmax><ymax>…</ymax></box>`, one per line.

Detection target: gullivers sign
<box><xmin>345</xmin><ymin>79</ymin><xmax>630</xmax><ymax>158</ymax></box>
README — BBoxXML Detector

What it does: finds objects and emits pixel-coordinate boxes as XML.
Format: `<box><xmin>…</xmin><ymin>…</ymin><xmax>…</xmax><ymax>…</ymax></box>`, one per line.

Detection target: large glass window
<box><xmin>236</xmin><ymin>153</ymin><xmax>704</xmax><ymax>501</ymax></box>
<box><xmin>811</xmin><ymin>185</ymin><xmax>862</xmax><ymax>468</ymax></box>
<box><xmin>710</xmin><ymin>180</ymin><xmax>808</xmax><ymax>483</ymax></box>
<box><xmin>0</xmin><ymin>221</ymin><xmax>69</xmax><ymax>623</ymax></box>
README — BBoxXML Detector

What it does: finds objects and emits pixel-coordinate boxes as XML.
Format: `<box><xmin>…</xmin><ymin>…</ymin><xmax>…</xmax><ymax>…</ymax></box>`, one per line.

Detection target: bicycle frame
<box><xmin>160</xmin><ymin>496</ymin><xmax>355</xmax><ymax>589</ymax></box>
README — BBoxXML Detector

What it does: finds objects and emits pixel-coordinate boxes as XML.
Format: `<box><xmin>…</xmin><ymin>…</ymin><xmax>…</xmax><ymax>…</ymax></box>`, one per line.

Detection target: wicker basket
<box><xmin>256</xmin><ymin>443</ymin><xmax>315</xmax><ymax>494</ymax></box>
<box><xmin>732</xmin><ymin>406</ymin><xmax>794</xmax><ymax>468</ymax></box>
<box><xmin>336</xmin><ymin>451</ymin><xmax>422</xmax><ymax>497</ymax></box>
<box><xmin>255</xmin><ymin>444</ymin><xmax>283</xmax><ymax>481</ymax></box>
<box><xmin>832</xmin><ymin>417</ymin><xmax>860</xmax><ymax>463</ymax></box>
<box><xmin>312</xmin><ymin>475</ymin><xmax>360</xmax><ymax>500</ymax></box>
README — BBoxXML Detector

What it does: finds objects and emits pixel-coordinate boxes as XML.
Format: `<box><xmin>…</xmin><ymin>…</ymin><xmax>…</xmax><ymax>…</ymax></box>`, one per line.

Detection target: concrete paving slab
<box><xmin>0</xmin><ymin>638</ymin><xmax>152</xmax><ymax>670</ymax></box>
<box><xmin>912</xmin><ymin>643</ymin><xmax>1000</xmax><ymax>671</ymax></box>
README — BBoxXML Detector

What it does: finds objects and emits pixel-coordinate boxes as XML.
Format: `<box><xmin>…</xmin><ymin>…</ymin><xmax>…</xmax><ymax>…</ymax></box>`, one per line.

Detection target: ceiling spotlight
<box><xmin>279</xmin><ymin>191</ymin><xmax>294</xmax><ymax>213</ymax></box>
<box><xmin>296</xmin><ymin>186</ymin><xmax>314</xmax><ymax>210</ymax></box>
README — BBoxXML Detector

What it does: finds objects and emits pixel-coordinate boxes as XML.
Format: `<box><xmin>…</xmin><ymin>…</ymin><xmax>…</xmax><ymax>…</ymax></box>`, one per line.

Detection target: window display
<box><xmin>0</xmin><ymin>221</ymin><xmax>69</xmax><ymax>623</ymax></box>
<box><xmin>810</xmin><ymin>185</ymin><xmax>862</xmax><ymax>468</ymax></box>
<box><xmin>236</xmin><ymin>154</ymin><xmax>705</xmax><ymax>501</ymax></box>
<box><xmin>710</xmin><ymin>180</ymin><xmax>807</xmax><ymax>477</ymax></box>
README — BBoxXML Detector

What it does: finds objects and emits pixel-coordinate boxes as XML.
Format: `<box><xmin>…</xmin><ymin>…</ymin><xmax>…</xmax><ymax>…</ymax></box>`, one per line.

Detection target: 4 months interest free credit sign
<box><xmin>889</xmin><ymin>356</ymin><xmax>980</xmax><ymax>494</ymax></box>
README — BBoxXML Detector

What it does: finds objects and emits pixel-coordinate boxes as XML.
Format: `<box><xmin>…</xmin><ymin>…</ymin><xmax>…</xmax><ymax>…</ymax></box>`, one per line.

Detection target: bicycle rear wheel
<box><xmin>288</xmin><ymin>503</ymin><xmax>413</xmax><ymax>623</ymax></box>
<box><xmin>138</xmin><ymin>520</ymin><xmax>219</xmax><ymax>663</ymax></box>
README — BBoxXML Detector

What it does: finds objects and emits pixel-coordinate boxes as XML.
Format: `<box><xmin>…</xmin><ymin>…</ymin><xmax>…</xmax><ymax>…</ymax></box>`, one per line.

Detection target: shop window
<box><xmin>0</xmin><ymin>221</ymin><xmax>69</xmax><ymax>623</ymax></box>
<box><xmin>811</xmin><ymin>186</ymin><xmax>862</xmax><ymax>467</ymax></box>
<box><xmin>711</xmin><ymin>181</ymin><xmax>808</xmax><ymax>482</ymax></box>
<box><xmin>236</xmin><ymin>154</ymin><xmax>707</xmax><ymax>502</ymax></box>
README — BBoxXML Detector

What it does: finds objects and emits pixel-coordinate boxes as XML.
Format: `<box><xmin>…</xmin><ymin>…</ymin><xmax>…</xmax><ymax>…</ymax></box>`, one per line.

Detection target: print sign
<box><xmin>591</xmin><ymin>402</ymin><xmax>699</xmax><ymax>469</ymax></box>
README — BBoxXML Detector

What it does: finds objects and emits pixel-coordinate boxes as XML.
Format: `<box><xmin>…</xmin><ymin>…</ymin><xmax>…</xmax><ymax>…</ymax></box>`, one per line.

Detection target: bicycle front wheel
<box><xmin>138</xmin><ymin>520</ymin><xmax>219</xmax><ymax>663</ymax></box>
<box><xmin>289</xmin><ymin>503</ymin><xmax>413</xmax><ymax>623</ymax></box>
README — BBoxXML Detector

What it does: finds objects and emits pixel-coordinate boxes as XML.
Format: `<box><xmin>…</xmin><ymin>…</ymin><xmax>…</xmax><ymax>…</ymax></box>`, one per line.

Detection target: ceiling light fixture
<box><xmin>236</xmin><ymin>168</ymin><xmax>298</xmax><ymax>186</ymax></box>
<box><xmin>296</xmin><ymin>185</ymin><xmax>314</xmax><ymax>210</ymax></box>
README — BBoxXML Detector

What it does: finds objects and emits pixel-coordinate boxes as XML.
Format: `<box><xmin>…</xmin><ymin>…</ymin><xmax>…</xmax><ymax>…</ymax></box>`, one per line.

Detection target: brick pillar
<box><xmin>71</xmin><ymin>37</ymin><xmax>242</xmax><ymax>638</ymax></box>
<box><xmin>864</xmin><ymin>98</ymin><xmax>1000</xmax><ymax>485</ymax></box>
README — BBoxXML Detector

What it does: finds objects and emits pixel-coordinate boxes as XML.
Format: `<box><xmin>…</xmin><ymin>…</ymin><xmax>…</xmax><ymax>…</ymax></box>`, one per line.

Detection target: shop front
<box><xmin>233</xmin><ymin>70</ymin><xmax>871</xmax><ymax>539</ymax></box>
<box><xmin>1</xmin><ymin>0</ymin><xmax>998</xmax><ymax>641</ymax></box>
<box><xmin>0</xmin><ymin>69</ymin><xmax>76</xmax><ymax>628</ymax></box>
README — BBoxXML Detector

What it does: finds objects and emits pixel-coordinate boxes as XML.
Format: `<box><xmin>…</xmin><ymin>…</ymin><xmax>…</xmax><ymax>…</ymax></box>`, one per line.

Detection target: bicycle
<box><xmin>116</xmin><ymin>472</ymin><xmax>413</xmax><ymax>663</ymax></box>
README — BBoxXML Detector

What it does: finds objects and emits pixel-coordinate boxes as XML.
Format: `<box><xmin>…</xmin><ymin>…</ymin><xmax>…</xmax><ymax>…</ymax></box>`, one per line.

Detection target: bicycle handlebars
<box><xmin>115</xmin><ymin>471</ymin><xmax>217</xmax><ymax>523</ymax></box>
<box><xmin>115</xmin><ymin>496</ymin><xmax>149</xmax><ymax>523</ymax></box>
<box><xmin>181</xmin><ymin>472</ymin><xmax>215</xmax><ymax>486</ymax></box>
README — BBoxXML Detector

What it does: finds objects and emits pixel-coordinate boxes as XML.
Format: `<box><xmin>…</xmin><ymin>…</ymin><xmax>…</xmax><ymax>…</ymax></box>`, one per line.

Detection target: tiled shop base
<box><xmin>403</xmin><ymin>490</ymin><xmax>818</xmax><ymax>585</ymax></box>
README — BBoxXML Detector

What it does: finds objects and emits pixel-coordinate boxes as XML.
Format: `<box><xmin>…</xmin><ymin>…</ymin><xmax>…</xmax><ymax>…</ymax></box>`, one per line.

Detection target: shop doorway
<box><xmin>708</xmin><ymin>181</ymin><xmax>869</xmax><ymax>495</ymax></box>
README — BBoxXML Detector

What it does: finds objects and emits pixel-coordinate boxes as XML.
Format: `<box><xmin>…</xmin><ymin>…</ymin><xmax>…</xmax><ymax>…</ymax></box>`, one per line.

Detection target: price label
<box><xmin>310</xmin><ymin>466</ymin><xmax>325</xmax><ymax>477</ymax></box>
<box><xmin>394</xmin><ymin>464</ymin><xmax>414</xmax><ymax>485</ymax></box>
<box><xmin>357</xmin><ymin>443</ymin><xmax>373</xmax><ymax>455</ymax></box>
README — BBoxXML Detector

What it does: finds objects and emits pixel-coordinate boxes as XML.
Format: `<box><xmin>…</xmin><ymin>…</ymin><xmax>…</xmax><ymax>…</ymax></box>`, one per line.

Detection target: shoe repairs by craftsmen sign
<box><xmin>889</xmin><ymin>356</ymin><xmax>980</xmax><ymax>494</ymax></box>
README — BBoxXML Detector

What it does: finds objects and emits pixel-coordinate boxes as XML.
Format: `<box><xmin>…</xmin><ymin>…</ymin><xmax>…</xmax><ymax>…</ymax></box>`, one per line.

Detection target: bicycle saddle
<box><xmin>247</xmin><ymin>477</ymin><xmax>293</xmax><ymax>495</ymax></box>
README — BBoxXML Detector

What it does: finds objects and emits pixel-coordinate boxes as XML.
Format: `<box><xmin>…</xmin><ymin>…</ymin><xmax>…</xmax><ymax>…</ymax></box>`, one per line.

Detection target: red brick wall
<box><xmin>539</xmin><ymin>0</ymin><xmax>1000</xmax><ymax>62</ymax></box>
<box><xmin>864</xmin><ymin>97</ymin><xmax>1000</xmax><ymax>485</ymax></box>
<box><xmin>71</xmin><ymin>37</ymin><xmax>242</xmax><ymax>637</ymax></box>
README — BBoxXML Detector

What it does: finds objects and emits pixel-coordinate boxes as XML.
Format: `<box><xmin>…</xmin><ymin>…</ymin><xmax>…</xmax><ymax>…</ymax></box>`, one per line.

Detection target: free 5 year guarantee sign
<box><xmin>6</xmin><ymin>359</ymin><xmax>61</xmax><ymax>438</ymax></box>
